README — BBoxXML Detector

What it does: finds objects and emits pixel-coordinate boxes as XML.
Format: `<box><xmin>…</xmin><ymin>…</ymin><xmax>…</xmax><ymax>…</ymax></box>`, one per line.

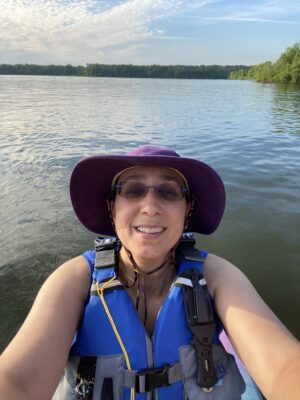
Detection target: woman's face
<box><xmin>111</xmin><ymin>166</ymin><xmax>191</xmax><ymax>269</ymax></box>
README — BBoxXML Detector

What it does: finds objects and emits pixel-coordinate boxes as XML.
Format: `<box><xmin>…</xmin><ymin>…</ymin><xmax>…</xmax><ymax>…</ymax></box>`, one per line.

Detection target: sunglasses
<box><xmin>113</xmin><ymin>180</ymin><xmax>189</xmax><ymax>202</ymax></box>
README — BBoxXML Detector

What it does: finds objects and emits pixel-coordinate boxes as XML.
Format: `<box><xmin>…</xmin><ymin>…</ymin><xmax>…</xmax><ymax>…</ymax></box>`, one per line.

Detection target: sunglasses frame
<box><xmin>112</xmin><ymin>181</ymin><xmax>189</xmax><ymax>202</ymax></box>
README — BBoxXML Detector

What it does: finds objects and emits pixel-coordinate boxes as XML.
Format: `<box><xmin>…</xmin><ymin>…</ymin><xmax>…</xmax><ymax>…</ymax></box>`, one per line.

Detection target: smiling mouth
<box><xmin>135</xmin><ymin>226</ymin><xmax>165</xmax><ymax>234</ymax></box>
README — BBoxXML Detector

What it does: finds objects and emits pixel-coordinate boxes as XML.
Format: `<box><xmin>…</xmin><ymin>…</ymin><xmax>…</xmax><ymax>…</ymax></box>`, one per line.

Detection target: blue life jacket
<box><xmin>53</xmin><ymin>236</ymin><xmax>262</xmax><ymax>400</ymax></box>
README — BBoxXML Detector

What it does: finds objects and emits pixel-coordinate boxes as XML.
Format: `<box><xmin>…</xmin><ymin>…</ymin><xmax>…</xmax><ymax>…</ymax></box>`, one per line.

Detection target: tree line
<box><xmin>0</xmin><ymin>63</ymin><xmax>247</xmax><ymax>79</ymax></box>
<box><xmin>229</xmin><ymin>43</ymin><xmax>300</xmax><ymax>83</ymax></box>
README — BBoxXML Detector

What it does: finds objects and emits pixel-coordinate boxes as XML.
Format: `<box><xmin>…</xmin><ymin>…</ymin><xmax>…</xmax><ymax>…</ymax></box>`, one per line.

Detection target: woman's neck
<box><xmin>118</xmin><ymin>247</ymin><xmax>175</xmax><ymax>295</ymax></box>
<box><xmin>117</xmin><ymin>247</ymin><xmax>176</xmax><ymax>336</ymax></box>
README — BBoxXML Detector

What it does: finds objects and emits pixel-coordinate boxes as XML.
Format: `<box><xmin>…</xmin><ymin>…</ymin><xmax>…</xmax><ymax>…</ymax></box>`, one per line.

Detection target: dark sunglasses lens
<box><xmin>119</xmin><ymin>182</ymin><xmax>146</xmax><ymax>198</ymax></box>
<box><xmin>117</xmin><ymin>181</ymin><xmax>186</xmax><ymax>201</ymax></box>
<box><xmin>157</xmin><ymin>183</ymin><xmax>183</xmax><ymax>201</ymax></box>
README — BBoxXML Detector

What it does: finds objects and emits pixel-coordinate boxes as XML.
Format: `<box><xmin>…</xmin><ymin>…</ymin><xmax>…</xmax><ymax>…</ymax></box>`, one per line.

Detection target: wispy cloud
<box><xmin>205</xmin><ymin>16</ymin><xmax>299</xmax><ymax>25</ymax></box>
<box><xmin>200</xmin><ymin>0</ymin><xmax>300</xmax><ymax>25</ymax></box>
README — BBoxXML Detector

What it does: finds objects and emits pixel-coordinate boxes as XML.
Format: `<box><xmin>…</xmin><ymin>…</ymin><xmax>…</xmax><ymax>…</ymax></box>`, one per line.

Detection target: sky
<box><xmin>1</xmin><ymin>0</ymin><xmax>299</xmax><ymax>66</ymax></box>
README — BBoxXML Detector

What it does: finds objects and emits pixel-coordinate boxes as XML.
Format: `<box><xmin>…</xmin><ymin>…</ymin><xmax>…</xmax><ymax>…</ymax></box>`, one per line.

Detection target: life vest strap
<box><xmin>173</xmin><ymin>276</ymin><xmax>207</xmax><ymax>288</ymax></box>
<box><xmin>94</xmin><ymin>237</ymin><xmax>119</xmax><ymax>269</ymax></box>
<box><xmin>178</xmin><ymin>232</ymin><xmax>205</xmax><ymax>263</ymax></box>
<box><xmin>90</xmin><ymin>279</ymin><xmax>123</xmax><ymax>295</ymax></box>
<box><xmin>124</xmin><ymin>363</ymin><xmax>182</xmax><ymax>393</ymax></box>
<box><xmin>180</xmin><ymin>268</ymin><xmax>218</xmax><ymax>390</ymax></box>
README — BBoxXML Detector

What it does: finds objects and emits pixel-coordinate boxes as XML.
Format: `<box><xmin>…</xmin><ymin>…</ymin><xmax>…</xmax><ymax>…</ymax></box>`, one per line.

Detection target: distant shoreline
<box><xmin>2</xmin><ymin>43</ymin><xmax>299</xmax><ymax>83</ymax></box>
<box><xmin>0</xmin><ymin>63</ymin><xmax>248</xmax><ymax>79</ymax></box>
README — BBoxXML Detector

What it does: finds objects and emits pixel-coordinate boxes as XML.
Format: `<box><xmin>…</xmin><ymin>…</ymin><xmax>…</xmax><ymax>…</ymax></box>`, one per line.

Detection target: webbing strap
<box><xmin>174</xmin><ymin>276</ymin><xmax>207</xmax><ymax>288</ymax></box>
<box><xmin>95</xmin><ymin>249</ymin><xmax>115</xmax><ymax>269</ymax></box>
<box><xmin>94</xmin><ymin>237</ymin><xmax>118</xmax><ymax>269</ymax></box>
<box><xmin>124</xmin><ymin>363</ymin><xmax>182</xmax><ymax>393</ymax></box>
<box><xmin>90</xmin><ymin>279</ymin><xmax>123</xmax><ymax>295</ymax></box>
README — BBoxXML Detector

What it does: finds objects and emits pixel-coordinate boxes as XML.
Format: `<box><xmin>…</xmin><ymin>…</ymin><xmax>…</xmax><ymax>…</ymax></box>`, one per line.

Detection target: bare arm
<box><xmin>204</xmin><ymin>254</ymin><xmax>300</xmax><ymax>400</ymax></box>
<box><xmin>0</xmin><ymin>256</ymin><xmax>91</xmax><ymax>400</ymax></box>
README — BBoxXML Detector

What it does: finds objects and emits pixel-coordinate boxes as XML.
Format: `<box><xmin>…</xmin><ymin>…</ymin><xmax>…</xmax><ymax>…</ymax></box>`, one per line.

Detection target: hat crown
<box><xmin>127</xmin><ymin>145</ymin><xmax>180</xmax><ymax>158</ymax></box>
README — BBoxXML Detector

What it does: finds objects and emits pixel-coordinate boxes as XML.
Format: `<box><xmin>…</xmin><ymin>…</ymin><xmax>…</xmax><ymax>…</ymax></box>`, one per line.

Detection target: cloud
<box><xmin>1</xmin><ymin>0</ymin><xmax>299</xmax><ymax>64</ymax></box>
<box><xmin>0</xmin><ymin>0</ymin><xmax>189</xmax><ymax>64</ymax></box>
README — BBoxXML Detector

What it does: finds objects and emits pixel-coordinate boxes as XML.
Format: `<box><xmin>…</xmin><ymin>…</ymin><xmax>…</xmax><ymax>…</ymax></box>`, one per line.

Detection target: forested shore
<box><xmin>0</xmin><ymin>63</ymin><xmax>246</xmax><ymax>79</ymax></box>
<box><xmin>230</xmin><ymin>43</ymin><xmax>300</xmax><ymax>83</ymax></box>
<box><xmin>2</xmin><ymin>43</ymin><xmax>299</xmax><ymax>82</ymax></box>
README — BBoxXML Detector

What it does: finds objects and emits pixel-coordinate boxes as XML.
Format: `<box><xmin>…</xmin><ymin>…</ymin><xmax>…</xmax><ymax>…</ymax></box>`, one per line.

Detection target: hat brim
<box><xmin>70</xmin><ymin>154</ymin><xmax>226</xmax><ymax>235</ymax></box>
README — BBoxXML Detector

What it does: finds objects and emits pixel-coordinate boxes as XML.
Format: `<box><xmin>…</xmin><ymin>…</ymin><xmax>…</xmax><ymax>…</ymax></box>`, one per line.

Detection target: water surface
<box><xmin>0</xmin><ymin>76</ymin><xmax>299</xmax><ymax>351</ymax></box>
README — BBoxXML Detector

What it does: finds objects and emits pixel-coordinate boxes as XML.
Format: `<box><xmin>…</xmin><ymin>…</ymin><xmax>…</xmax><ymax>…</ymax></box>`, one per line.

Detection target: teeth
<box><xmin>136</xmin><ymin>226</ymin><xmax>163</xmax><ymax>233</ymax></box>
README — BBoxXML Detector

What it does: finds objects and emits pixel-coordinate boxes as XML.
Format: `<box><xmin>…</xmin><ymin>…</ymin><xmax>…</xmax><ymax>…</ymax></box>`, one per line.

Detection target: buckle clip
<box><xmin>181</xmin><ymin>232</ymin><xmax>195</xmax><ymax>244</ymax></box>
<box><xmin>135</xmin><ymin>365</ymin><xmax>170</xmax><ymax>393</ymax></box>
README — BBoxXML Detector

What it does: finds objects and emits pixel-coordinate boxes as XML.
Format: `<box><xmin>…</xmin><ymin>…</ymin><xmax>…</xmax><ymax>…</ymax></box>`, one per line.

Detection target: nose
<box><xmin>139</xmin><ymin>187</ymin><xmax>162</xmax><ymax>216</ymax></box>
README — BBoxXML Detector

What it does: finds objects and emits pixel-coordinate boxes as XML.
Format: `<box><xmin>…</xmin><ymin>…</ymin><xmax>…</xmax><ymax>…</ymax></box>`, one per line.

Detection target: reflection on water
<box><xmin>271</xmin><ymin>84</ymin><xmax>300</xmax><ymax>135</ymax></box>
<box><xmin>0</xmin><ymin>76</ymin><xmax>300</xmax><ymax>351</ymax></box>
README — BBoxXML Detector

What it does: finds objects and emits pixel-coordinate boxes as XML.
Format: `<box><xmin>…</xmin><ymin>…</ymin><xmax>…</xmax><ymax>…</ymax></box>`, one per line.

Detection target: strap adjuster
<box><xmin>135</xmin><ymin>365</ymin><xmax>171</xmax><ymax>393</ymax></box>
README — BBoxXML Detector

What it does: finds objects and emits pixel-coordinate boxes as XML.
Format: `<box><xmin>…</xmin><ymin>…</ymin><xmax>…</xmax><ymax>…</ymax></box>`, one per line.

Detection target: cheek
<box><xmin>170</xmin><ymin>204</ymin><xmax>188</xmax><ymax>231</ymax></box>
<box><xmin>112</xmin><ymin>198</ymin><xmax>134</xmax><ymax>230</ymax></box>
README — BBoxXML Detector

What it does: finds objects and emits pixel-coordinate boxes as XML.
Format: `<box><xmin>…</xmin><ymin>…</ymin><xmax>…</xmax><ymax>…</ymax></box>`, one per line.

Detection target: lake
<box><xmin>0</xmin><ymin>75</ymin><xmax>299</xmax><ymax>351</ymax></box>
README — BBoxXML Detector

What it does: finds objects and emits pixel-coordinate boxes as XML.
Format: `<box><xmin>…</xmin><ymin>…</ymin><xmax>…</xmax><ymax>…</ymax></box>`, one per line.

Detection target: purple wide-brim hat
<box><xmin>70</xmin><ymin>145</ymin><xmax>226</xmax><ymax>235</ymax></box>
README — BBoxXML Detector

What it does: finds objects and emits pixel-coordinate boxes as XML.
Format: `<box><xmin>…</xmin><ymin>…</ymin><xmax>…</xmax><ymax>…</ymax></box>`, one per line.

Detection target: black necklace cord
<box><xmin>123</xmin><ymin>246</ymin><xmax>175</xmax><ymax>276</ymax></box>
<box><xmin>116</xmin><ymin>248</ymin><xmax>137</xmax><ymax>288</ymax></box>
<box><xmin>120</xmin><ymin>245</ymin><xmax>178</xmax><ymax>326</ymax></box>
<box><xmin>123</xmin><ymin>269</ymin><xmax>138</xmax><ymax>289</ymax></box>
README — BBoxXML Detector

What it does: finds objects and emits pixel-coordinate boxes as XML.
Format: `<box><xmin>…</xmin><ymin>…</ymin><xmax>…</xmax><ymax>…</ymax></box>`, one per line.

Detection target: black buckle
<box><xmin>181</xmin><ymin>232</ymin><xmax>195</xmax><ymax>244</ymax></box>
<box><xmin>135</xmin><ymin>365</ymin><xmax>170</xmax><ymax>393</ymax></box>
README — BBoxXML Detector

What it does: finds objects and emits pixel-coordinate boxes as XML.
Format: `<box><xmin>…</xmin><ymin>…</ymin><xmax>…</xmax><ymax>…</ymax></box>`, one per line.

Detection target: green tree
<box><xmin>230</xmin><ymin>42</ymin><xmax>300</xmax><ymax>83</ymax></box>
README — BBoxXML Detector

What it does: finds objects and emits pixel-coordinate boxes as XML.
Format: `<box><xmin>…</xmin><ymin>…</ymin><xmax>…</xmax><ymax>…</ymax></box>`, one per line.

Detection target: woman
<box><xmin>0</xmin><ymin>145</ymin><xmax>299</xmax><ymax>400</ymax></box>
